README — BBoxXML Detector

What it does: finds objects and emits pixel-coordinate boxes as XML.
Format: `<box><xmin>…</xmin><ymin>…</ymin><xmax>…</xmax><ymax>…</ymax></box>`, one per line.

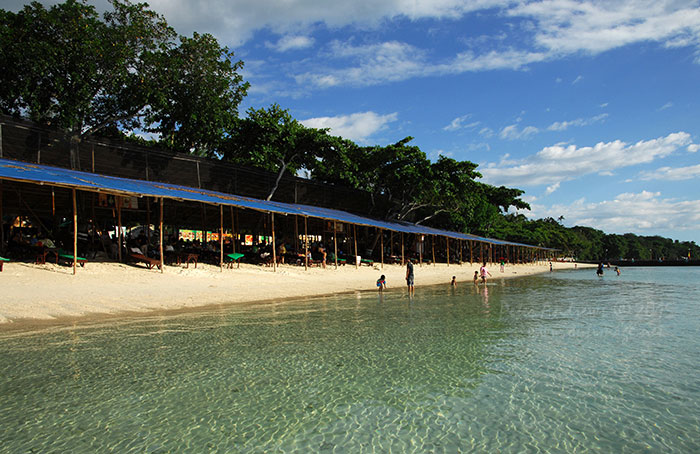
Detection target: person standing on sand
<box><xmin>406</xmin><ymin>259</ymin><xmax>415</xmax><ymax>295</ymax></box>
<box><xmin>479</xmin><ymin>262</ymin><xmax>491</xmax><ymax>284</ymax></box>
<box><xmin>500</xmin><ymin>259</ymin><xmax>505</xmax><ymax>273</ymax></box>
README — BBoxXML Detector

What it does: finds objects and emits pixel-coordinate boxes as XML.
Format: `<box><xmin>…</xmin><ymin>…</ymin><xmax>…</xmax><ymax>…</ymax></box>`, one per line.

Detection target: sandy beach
<box><xmin>0</xmin><ymin>260</ymin><xmax>590</xmax><ymax>325</ymax></box>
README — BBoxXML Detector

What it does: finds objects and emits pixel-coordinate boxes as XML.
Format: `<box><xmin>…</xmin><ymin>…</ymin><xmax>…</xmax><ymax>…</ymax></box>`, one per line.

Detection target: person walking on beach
<box><xmin>377</xmin><ymin>275</ymin><xmax>386</xmax><ymax>292</ymax></box>
<box><xmin>406</xmin><ymin>259</ymin><xmax>415</xmax><ymax>295</ymax></box>
<box><xmin>500</xmin><ymin>259</ymin><xmax>505</xmax><ymax>273</ymax></box>
<box><xmin>479</xmin><ymin>262</ymin><xmax>491</xmax><ymax>284</ymax></box>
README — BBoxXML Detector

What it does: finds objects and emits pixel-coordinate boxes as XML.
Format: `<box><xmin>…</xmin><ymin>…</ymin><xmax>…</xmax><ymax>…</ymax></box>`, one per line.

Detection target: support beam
<box><xmin>159</xmin><ymin>198</ymin><xmax>164</xmax><ymax>273</ymax></box>
<box><xmin>304</xmin><ymin>217</ymin><xmax>309</xmax><ymax>270</ymax></box>
<box><xmin>333</xmin><ymin>220</ymin><xmax>338</xmax><ymax>269</ymax></box>
<box><xmin>353</xmin><ymin>224</ymin><xmax>358</xmax><ymax>269</ymax></box>
<box><xmin>72</xmin><ymin>189</ymin><xmax>77</xmax><ymax>275</ymax></box>
<box><xmin>432</xmin><ymin>235</ymin><xmax>436</xmax><ymax>266</ymax></box>
<box><xmin>380</xmin><ymin>228</ymin><xmax>384</xmax><ymax>269</ymax></box>
<box><xmin>230</xmin><ymin>206</ymin><xmax>235</xmax><ymax>254</ymax></box>
<box><xmin>401</xmin><ymin>232</ymin><xmax>405</xmax><ymax>266</ymax></box>
<box><xmin>219</xmin><ymin>205</ymin><xmax>224</xmax><ymax>271</ymax></box>
<box><xmin>271</xmin><ymin>213</ymin><xmax>276</xmax><ymax>272</ymax></box>
<box><xmin>117</xmin><ymin>196</ymin><xmax>122</xmax><ymax>263</ymax></box>
<box><xmin>446</xmin><ymin>237</ymin><xmax>450</xmax><ymax>267</ymax></box>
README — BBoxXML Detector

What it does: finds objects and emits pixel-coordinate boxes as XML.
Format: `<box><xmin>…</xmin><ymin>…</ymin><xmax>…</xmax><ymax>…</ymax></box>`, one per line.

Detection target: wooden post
<box><xmin>0</xmin><ymin>181</ymin><xmax>3</xmax><ymax>255</ymax></box>
<box><xmin>353</xmin><ymin>224</ymin><xmax>358</xmax><ymax>269</ymax></box>
<box><xmin>380</xmin><ymin>228</ymin><xmax>384</xmax><ymax>269</ymax></box>
<box><xmin>390</xmin><ymin>231</ymin><xmax>394</xmax><ymax>257</ymax></box>
<box><xmin>72</xmin><ymin>189</ymin><xmax>77</xmax><ymax>275</ymax></box>
<box><xmin>294</xmin><ymin>216</ymin><xmax>299</xmax><ymax>253</ymax></box>
<box><xmin>271</xmin><ymin>213</ymin><xmax>276</xmax><ymax>272</ymax></box>
<box><xmin>304</xmin><ymin>216</ymin><xmax>309</xmax><ymax>270</ymax></box>
<box><xmin>479</xmin><ymin>242</ymin><xmax>483</xmax><ymax>264</ymax></box>
<box><xmin>51</xmin><ymin>187</ymin><xmax>55</xmax><ymax>216</ymax></box>
<box><xmin>401</xmin><ymin>232</ymin><xmax>405</xmax><ymax>266</ymax></box>
<box><xmin>234</xmin><ymin>206</ymin><xmax>240</xmax><ymax>254</ymax></box>
<box><xmin>146</xmin><ymin>197</ymin><xmax>151</xmax><ymax>256</ymax></box>
<box><xmin>159</xmin><ymin>198</ymin><xmax>164</xmax><ymax>273</ymax></box>
<box><xmin>117</xmin><ymin>196</ymin><xmax>122</xmax><ymax>263</ymax></box>
<box><xmin>219</xmin><ymin>205</ymin><xmax>223</xmax><ymax>271</ymax></box>
<box><xmin>419</xmin><ymin>235</ymin><xmax>423</xmax><ymax>267</ymax></box>
<box><xmin>446</xmin><ymin>237</ymin><xmax>450</xmax><ymax>267</ymax></box>
<box><xmin>333</xmin><ymin>220</ymin><xmax>338</xmax><ymax>269</ymax></box>
<box><xmin>432</xmin><ymin>235</ymin><xmax>436</xmax><ymax>266</ymax></box>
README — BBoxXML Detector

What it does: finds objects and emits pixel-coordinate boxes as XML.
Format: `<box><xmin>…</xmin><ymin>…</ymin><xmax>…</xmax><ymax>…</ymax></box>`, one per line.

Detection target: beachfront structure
<box><xmin>0</xmin><ymin>118</ymin><xmax>557</xmax><ymax>273</ymax></box>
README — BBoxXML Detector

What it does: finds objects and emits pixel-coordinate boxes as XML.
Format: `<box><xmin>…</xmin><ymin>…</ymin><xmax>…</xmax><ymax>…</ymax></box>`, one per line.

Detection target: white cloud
<box><xmin>528</xmin><ymin>191</ymin><xmax>700</xmax><ymax>234</ymax></box>
<box><xmin>547</xmin><ymin>113</ymin><xmax>608</xmax><ymax>131</ymax></box>
<box><xmin>479</xmin><ymin>127</ymin><xmax>495</xmax><ymax>138</ymax></box>
<box><xmin>638</xmin><ymin>164</ymin><xmax>700</xmax><ymax>181</ymax></box>
<box><xmin>499</xmin><ymin>124</ymin><xmax>539</xmax><ymax>140</ymax></box>
<box><xmin>266</xmin><ymin>35</ymin><xmax>314</xmax><ymax>52</ymax></box>
<box><xmin>572</xmin><ymin>75</ymin><xmax>583</xmax><ymax>84</ymax></box>
<box><xmin>300</xmin><ymin>111</ymin><xmax>398</xmax><ymax>143</ymax></box>
<box><xmin>659</xmin><ymin>101</ymin><xmax>674</xmax><ymax>111</ymax></box>
<box><xmin>689</xmin><ymin>144</ymin><xmax>700</xmax><ymax>153</ymax></box>
<box><xmin>443</xmin><ymin>115</ymin><xmax>479</xmax><ymax>131</ymax></box>
<box><xmin>545</xmin><ymin>182</ymin><xmax>560</xmax><ymax>195</ymax></box>
<box><xmin>480</xmin><ymin>131</ymin><xmax>692</xmax><ymax>187</ymax></box>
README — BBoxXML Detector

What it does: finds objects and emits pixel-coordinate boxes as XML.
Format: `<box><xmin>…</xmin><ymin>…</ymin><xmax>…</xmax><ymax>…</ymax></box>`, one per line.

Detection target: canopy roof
<box><xmin>0</xmin><ymin>158</ymin><xmax>552</xmax><ymax>249</ymax></box>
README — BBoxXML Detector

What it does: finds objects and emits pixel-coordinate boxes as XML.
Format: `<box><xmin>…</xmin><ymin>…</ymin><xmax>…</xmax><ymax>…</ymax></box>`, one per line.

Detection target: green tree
<box><xmin>222</xmin><ymin>104</ymin><xmax>334</xmax><ymax>200</ymax></box>
<box><xmin>0</xmin><ymin>0</ymin><xmax>247</xmax><ymax>167</ymax></box>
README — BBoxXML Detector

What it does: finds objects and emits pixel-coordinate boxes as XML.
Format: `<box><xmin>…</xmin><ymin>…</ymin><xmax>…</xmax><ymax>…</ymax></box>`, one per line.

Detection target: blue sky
<box><xmin>7</xmin><ymin>1</ymin><xmax>700</xmax><ymax>242</ymax></box>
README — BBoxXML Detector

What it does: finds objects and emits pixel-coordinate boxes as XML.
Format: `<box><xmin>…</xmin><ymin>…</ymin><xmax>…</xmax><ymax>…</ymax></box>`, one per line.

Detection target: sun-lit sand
<box><xmin>0</xmin><ymin>260</ymin><xmax>590</xmax><ymax>325</ymax></box>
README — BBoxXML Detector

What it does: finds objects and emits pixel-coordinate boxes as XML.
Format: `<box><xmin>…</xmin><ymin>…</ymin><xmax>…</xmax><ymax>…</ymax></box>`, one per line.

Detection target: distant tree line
<box><xmin>2</xmin><ymin>0</ymin><xmax>695</xmax><ymax>258</ymax></box>
<box><xmin>491</xmin><ymin>214</ymin><xmax>700</xmax><ymax>262</ymax></box>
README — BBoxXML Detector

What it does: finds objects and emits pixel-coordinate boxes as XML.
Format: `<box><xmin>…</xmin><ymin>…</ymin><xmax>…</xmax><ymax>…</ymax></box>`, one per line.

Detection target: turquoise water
<box><xmin>1</xmin><ymin>267</ymin><xmax>699</xmax><ymax>453</ymax></box>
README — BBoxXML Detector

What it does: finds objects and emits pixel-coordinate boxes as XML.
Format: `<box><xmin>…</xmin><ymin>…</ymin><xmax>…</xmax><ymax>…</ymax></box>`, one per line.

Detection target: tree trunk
<box><xmin>69</xmin><ymin>129</ymin><xmax>81</xmax><ymax>170</ymax></box>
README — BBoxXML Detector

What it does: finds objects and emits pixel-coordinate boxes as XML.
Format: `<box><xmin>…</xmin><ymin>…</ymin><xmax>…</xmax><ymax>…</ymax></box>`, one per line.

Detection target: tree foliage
<box><xmin>0</xmin><ymin>0</ymin><xmax>247</xmax><ymax>166</ymax></box>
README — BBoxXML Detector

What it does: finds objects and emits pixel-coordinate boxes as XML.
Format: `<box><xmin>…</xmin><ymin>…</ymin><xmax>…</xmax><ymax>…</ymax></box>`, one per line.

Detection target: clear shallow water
<box><xmin>1</xmin><ymin>267</ymin><xmax>699</xmax><ymax>453</ymax></box>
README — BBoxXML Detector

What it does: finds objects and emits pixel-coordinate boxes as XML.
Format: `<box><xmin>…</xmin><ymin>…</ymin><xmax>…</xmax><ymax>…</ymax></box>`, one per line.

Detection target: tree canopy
<box><xmin>0</xmin><ymin>0</ymin><xmax>248</xmax><ymax>167</ymax></box>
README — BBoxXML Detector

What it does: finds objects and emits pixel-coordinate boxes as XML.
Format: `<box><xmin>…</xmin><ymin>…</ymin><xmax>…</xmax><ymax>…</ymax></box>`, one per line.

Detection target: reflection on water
<box><xmin>0</xmin><ymin>268</ymin><xmax>698</xmax><ymax>453</ymax></box>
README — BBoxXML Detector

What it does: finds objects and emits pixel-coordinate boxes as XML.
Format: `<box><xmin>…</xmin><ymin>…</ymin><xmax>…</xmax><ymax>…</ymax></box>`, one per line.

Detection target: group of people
<box><xmin>376</xmin><ymin>260</ymin><xmax>493</xmax><ymax>294</ymax></box>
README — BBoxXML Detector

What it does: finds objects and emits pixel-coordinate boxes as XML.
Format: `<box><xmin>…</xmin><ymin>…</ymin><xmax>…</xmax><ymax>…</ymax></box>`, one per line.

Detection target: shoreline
<box><xmin>0</xmin><ymin>260</ymin><xmax>591</xmax><ymax>328</ymax></box>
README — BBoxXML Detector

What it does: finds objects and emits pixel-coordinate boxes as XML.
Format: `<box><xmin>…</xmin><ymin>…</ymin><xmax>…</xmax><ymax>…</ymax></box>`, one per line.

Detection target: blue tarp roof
<box><xmin>0</xmin><ymin>158</ymin><xmax>549</xmax><ymax>249</ymax></box>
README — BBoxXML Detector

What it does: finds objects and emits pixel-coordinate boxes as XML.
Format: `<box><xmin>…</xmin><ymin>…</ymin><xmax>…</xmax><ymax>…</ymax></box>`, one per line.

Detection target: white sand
<box><xmin>0</xmin><ymin>260</ymin><xmax>590</xmax><ymax>325</ymax></box>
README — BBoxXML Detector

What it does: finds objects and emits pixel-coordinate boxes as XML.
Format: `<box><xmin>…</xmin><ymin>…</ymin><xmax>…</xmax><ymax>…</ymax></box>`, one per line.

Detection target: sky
<box><xmin>5</xmin><ymin>0</ymin><xmax>700</xmax><ymax>242</ymax></box>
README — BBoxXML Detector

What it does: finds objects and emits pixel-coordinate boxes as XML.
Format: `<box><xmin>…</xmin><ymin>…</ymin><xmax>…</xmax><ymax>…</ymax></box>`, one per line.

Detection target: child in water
<box><xmin>473</xmin><ymin>271</ymin><xmax>479</xmax><ymax>285</ymax></box>
<box><xmin>451</xmin><ymin>276</ymin><xmax>457</xmax><ymax>287</ymax></box>
<box><xmin>377</xmin><ymin>275</ymin><xmax>386</xmax><ymax>292</ymax></box>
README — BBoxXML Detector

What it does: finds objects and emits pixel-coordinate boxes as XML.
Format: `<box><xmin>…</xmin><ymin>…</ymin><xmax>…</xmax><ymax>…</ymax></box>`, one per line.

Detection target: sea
<box><xmin>0</xmin><ymin>266</ymin><xmax>698</xmax><ymax>453</ymax></box>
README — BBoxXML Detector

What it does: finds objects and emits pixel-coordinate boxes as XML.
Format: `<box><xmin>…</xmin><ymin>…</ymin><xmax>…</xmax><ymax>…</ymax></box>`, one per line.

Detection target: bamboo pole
<box><xmin>479</xmin><ymin>242</ymin><xmax>483</xmax><ymax>264</ymax></box>
<box><xmin>0</xmin><ymin>181</ymin><xmax>3</xmax><ymax>255</ymax></box>
<box><xmin>380</xmin><ymin>228</ymin><xmax>384</xmax><ymax>269</ymax></box>
<box><xmin>304</xmin><ymin>216</ymin><xmax>309</xmax><ymax>270</ymax></box>
<box><xmin>390</xmin><ymin>231</ymin><xmax>393</xmax><ymax>257</ymax></box>
<box><xmin>419</xmin><ymin>235</ymin><xmax>423</xmax><ymax>267</ymax></box>
<box><xmin>72</xmin><ymin>189</ymin><xmax>77</xmax><ymax>275</ymax></box>
<box><xmin>219</xmin><ymin>205</ymin><xmax>223</xmax><ymax>271</ymax></box>
<box><xmin>401</xmin><ymin>232</ymin><xmax>405</xmax><ymax>266</ymax></box>
<box><xmin>271</xmin><ymin>213</ymin><xmax>276</xmax><ymax>272</ymax></box>
<box><xmin>146</xmin><ymin>196</ymin><xmax>151</xmax><ymax>255</ymax></box>
<box><xmin>234</xmin><ymin>206</ymin><xmax>240</xmax><ymax>255</ymax></box>
<box><xmin>432</xmin><ymin>235</ymin><xmax>436</xmax><ymax>266</ymax></box>
<box><xmin>117</xmin><ymin>196</ymin><xmax>122</xmax><ymax>263</ymax></box>
<box><xmin>446</xmin><ymin>237</ymin><xmax>450</xmax><ymax>267</ymax></box>
<box><xmin>159</xmin><ymin>198</ymin><xmax>164</xmax><ymax>273</ymax></box>
<box><xmin>353</xmin><ymin>224</ymin><xmax>358</xmax><ymax>269</ymax></box>
<box><xmin>333</xmin><ymin>220</ymin><xmax>338</xmax><ymax>269</ymax></box>
<box><xmin>469</xmin><ymin>240</ymin><xmax>473</xmax><ymax>264</ymax></box>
